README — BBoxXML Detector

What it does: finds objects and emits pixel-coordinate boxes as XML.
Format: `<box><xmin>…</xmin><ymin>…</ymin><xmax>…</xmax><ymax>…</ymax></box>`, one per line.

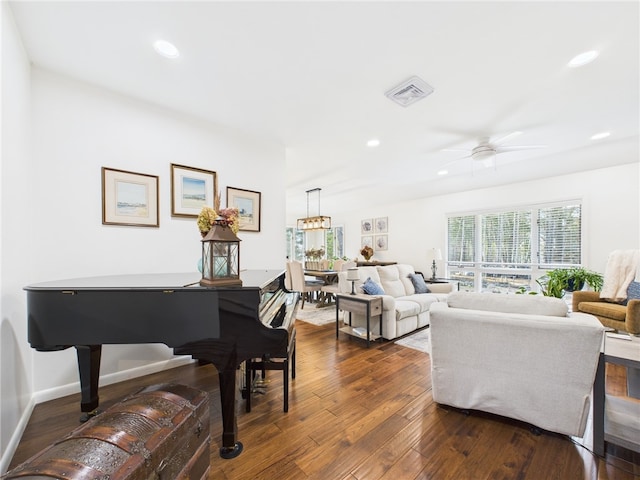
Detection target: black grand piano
<box><xmin>25</xmin><ymin>269</ymin><xmax>299</xmax><ymax>459</ymax></box>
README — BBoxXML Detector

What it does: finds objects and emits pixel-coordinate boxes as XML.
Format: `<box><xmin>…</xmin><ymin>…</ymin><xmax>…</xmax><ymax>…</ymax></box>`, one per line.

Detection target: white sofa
<box><xmin>429</xmin><ymin>292</ymin><xmax>605</xmax><ymax>437</ymax></box>
<box><xmin>336</xmin><ymin>264</ymin><xmax>454</xmax><ymax>340</ymax></box>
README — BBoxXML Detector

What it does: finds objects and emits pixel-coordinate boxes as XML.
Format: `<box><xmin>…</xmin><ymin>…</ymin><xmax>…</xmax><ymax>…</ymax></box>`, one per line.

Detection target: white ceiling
<box><xmin>8</xmin><ymin>1</ymin><xmax>639</xmax><ymax>219</ymax></box>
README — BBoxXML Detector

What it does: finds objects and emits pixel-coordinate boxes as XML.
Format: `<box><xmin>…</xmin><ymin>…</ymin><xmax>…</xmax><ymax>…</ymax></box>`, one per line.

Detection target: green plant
<box><xmin>566</xmin><ymin>267</ymin><xmax>603</xmax><ymax>292</ymax></box>
<box><xmin>536</xmin><ymin>267</ymin><xmax>603</xmax><ymax>298</ymax></box>
<box><xmin>515</xmin><ymin>286</ymin><xmax>537</xmax><ymax>295</ymax></box>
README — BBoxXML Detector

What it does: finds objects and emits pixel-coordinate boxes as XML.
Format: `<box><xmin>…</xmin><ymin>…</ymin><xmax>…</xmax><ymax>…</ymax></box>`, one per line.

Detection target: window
<box><xmin>285</xmin><ymin>225</ymin><xmax>344</xmax><ymax>263</ymax></box>
<box><xmin>285</xmin><ymin>227</ymin><xmax>305</xmax><ymax>261</ymax></box>
<box><xmin>446</xmin><ymin>201</ymin><xmax>582</xmax><ymax>292</ymax></box>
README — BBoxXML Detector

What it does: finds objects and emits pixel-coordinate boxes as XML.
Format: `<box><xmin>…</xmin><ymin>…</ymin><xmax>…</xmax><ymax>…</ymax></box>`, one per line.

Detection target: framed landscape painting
<box><xmin>102</xmin><ymin>167</ymin><xmax>159</xmax><ymax>227</ymax></box>
<box><xmin>170</xmin><ymin>164</ymin><xmax>217</xmax><ymax>217</ymax></box>
<box><xmin>227</xmin><ymin>186</ymin><xmax>261</xmax><ymax>232</ymax></box>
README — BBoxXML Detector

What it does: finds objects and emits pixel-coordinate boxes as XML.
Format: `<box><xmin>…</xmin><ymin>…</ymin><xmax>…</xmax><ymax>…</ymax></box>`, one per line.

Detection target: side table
<box><xmin>593</xmin><ymin>333</ymin><xmax>640</xmax><ymax>456</ymax></box>
<box><xmin>335</xmin><ymin>294</ymin><xmax>383</xmax><ymax>347</ymax></box>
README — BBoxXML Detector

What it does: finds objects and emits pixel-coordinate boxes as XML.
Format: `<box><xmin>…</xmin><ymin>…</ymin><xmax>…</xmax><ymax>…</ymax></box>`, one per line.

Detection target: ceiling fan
<box><xmin>441</xmin><ymin>131</ymin><xmax>545</xmax><ymax>169</ymax></box>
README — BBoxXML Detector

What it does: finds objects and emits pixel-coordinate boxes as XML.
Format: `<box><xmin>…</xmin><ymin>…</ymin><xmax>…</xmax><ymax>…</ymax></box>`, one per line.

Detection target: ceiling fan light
<box><xmin>591</xmin><ymin>131</ymin><xmax>610</xmax><ymax>140</ymax></box>
<box><xmin>568</xmin><ymin>50</ymin><xmax>598</xmax><ymax>68</ymax></box>
<box><xmin>153</xmin><ymin>39</ymin><xmax>180</xmax><ymax>59</ymax></box>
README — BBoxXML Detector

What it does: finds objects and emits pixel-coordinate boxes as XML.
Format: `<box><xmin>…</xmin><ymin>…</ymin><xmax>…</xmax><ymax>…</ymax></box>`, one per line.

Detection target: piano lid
<box><xmin>24</xmin><ymin>269</ymin><xmax>285</xmax><ymax>291</ymax></box>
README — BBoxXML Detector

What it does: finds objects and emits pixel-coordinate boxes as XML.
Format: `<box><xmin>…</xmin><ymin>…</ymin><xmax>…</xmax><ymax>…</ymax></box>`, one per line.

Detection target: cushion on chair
<box><xmin>408</xmin><ymin>273</ymin><xmax>430</xmax><ymax>294</ymax></box>
<box><xmin>362</xmin><ymin>277</ymin><xmax>385</xmax><ymax>295</ymax></box>
<box><xmin>577</xmin><ymin>301</ymin><xmax>627</xmax><ymax>321</ymax></box>
<box><xmin>377</xmin><ymin>266</ymin><xmax>407</xmax><ymax>297</ymax></box>
<box><xmin>447</xmin><ymin>291</ymin><xmax>568</xmax><ymax>317</ymax></box>
<box><xmin>622</xmin><ymin>281</ymin><xmax>640</xmax><ymax>306</ymax></box>
<box><xmin>394</xmin><ymin>300</ymin><xmax>421</xmax><ymax>320</ymax></box>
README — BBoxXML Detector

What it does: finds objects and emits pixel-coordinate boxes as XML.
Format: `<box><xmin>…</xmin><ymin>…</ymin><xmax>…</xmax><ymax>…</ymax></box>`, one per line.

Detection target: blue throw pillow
<box><xmin>408</xmin><ymin>273</ymin><xmax>430</xmax><ymax>294</ymax></box>
<box><xmin>362</xmin><ymin>277</ymin><xmax>385</xmax><ymax>295</ymax></box>
<box><xmin>623</xmin><ymin>281</ymin><xmax>640</xmax><ymax>306</ymax></box>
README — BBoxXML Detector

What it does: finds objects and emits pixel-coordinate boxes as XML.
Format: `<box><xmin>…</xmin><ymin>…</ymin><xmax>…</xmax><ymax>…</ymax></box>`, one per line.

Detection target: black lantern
<box><xmin>200</xmin><ymin>218</ymin><xmax>242</xmax><ymax>287</ymax></box>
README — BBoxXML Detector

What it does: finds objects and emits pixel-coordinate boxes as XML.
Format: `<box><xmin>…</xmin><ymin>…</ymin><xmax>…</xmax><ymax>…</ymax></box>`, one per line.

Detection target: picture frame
<box><xmin>375</xmin><ymin>235</ymin><xmax>388</xmax><ymax>251</ymax></box>
<box><xmin>361</xmin><ymin>219</ymin><xmax>373</xmax><ymax>234</ymax></box>
<box><xmin>375</xmin><ymin>217</ymin><xmax>388</xmax><ymax>234</ymax></box>
<box><xmin>102</xmin><ymin>167</ymin><xmax>159</xmax><ymax>227</ymax></box>
<box><xmin>361</xmin><ymin>236</ymin><xmax>373</xmax><ymax>249</ymax></box>
<box><xmin>170</xmin><ymin>164</ymin><xmax>217</xmax><ymax>217</ymax></box>
<box><xmin>227</xmin><ymin>186</ymin><xmax>261</xmax><ymax>232</ymax></box>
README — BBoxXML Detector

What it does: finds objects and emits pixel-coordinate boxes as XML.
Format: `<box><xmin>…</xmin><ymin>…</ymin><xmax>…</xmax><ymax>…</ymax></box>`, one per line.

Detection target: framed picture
<box><xmin>170</xmin><ymin>164</ymin><xmax>217</xmax><ymax>217</ymax></box>
<box><xmin>361</xmin><ymin>236</ymin><xmax>373</xmax><ymax>249</ymax></box>
<box><xmin>375</xmin><ymin>217</ymin><xmax>388</xmax><ymax>234</ymax></box>
<box><xmin>102</xmin><ymin>167</ymin><xmax>159</xmax><ymax>227</ymax></box>
<box><xmin>375</xmin><ymin>235</ymin><xmax>388</xmax><ymax>251</ymax></box>
<box><xmin>227</xmin><ymin>187</ymin><xmax>261</xmax><ymax>232</ymax></box>
<box><xmin>361</xmin><ymin>219</ymin><xmax>373</xmax><ymax>234</ymax></box>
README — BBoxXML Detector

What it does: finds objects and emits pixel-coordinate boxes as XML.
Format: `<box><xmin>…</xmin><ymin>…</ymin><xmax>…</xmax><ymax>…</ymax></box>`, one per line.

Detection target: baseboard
<box><xmin>2</xmin><ymin>357</ymin><xmax>196</xmax><ymax>474</ymax></box>
<box><xmin>32</xmin><ymin>356</ymin><xmax>196</xmax><ymax>405</ymax></box>
<box><xmin>1</xmin><ymin>398</ymin><xmax>35</xmax><ymax>474</ymax></box>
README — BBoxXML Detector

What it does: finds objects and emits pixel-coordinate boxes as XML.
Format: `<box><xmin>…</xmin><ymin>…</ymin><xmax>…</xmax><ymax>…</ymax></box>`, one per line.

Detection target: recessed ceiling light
<box><xmin>367</xmin><ymin>139</ymin><xmax>380</xmax><ymax>148</ymax></box>
<box><xmin>568</xmin><ymin>50</ymin><xmax>599</xmax><ymax>68</ymax></box>
<box><xmin>437</xmin><ymin>170</ymin><xmax>448</xmax><ymax>176</ymax></box>
<box><xmin>590</xmin><ymin>131</ymin><xmax>610</xmax><ymax>140</ymax></box>
<box><xmin>153</xmin><ymin>40</ymin><xmax>179</xmax><ymax>59</ymax></box>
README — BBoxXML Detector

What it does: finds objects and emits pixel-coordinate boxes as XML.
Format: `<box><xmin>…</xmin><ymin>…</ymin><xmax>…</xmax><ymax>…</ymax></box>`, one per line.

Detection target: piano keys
<box><xmin>24</xmin><ymin>269</ymin><xmax>299</xmax><ymax>459</ymax></box>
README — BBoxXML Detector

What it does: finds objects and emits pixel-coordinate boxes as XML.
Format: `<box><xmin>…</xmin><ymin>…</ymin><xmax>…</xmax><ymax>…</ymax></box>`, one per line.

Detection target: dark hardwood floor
<box><xmin>9</xmin><ymin>320</ymin><xmax>640</xmax><ymax>479</ymax></box>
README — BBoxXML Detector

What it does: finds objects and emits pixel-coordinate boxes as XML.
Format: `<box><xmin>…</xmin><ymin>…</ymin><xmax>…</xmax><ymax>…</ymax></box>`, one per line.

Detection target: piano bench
<box><xmin>245</xmin><ymin>328</ymin><xmax>296</xmax><ymax>413</ymax></box>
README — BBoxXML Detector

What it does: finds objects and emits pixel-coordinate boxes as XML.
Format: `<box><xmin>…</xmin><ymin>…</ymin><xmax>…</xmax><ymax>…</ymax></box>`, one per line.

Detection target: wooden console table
<box><xmin>356</xmin><ymin>261</ymin><xmax>397</xmax><ymax>267</ymax></box>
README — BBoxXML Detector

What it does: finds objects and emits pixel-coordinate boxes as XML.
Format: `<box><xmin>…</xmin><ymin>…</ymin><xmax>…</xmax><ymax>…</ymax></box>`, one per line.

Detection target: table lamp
<box><xmin>346</xmin><ymin>267</ymin><xmax>359</xmax><ymax>295</ymax></box>
<box><xmin>428</xmin><ymin>248</ymin><xmax>443</xmax><ymax>280</ymax></box>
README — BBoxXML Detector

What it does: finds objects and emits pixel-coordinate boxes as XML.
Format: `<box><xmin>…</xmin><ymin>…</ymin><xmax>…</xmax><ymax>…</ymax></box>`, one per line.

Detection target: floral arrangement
<box><xmin>197</xmin><ymin>205</ymin><xmax>240</xmax><ymax>236</ymax></box>
<box><xmin>305</xmin><ymin>247</ymin><xmax>325</xmax><ymax>260</ymax></box>
<box><xmin>360</xmin><ymin>245</ymin><xmax>374</xmax><ymax>261</ymax></box>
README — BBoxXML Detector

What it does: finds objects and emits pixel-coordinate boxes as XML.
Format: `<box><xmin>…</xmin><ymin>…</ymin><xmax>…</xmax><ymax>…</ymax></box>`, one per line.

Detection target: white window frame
<box><xmin>446</xmin><ymin>200</ymin><xmax>583</xmax><ymax>293</ymax></box>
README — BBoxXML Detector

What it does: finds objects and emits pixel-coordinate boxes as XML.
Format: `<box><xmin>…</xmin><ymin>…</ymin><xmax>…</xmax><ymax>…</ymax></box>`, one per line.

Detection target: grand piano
<box><xmin>25</xmin><ymin>269</ymin><xmax>299</xmax><ymax>459</ymax></box>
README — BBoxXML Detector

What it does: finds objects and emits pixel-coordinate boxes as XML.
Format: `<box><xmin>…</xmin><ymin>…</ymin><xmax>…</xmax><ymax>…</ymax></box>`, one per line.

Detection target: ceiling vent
<box><xmin>385</xmin><ymin>76</ymin><xmax>434</xmax><ymax>107</ymax></box>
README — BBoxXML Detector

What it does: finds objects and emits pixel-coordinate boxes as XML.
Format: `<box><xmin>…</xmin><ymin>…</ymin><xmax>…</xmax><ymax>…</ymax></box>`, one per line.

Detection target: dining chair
<box><xmin>287</xmin><ymin>260</ymin><xmax>322</xmax><ymax>309</ymax></box>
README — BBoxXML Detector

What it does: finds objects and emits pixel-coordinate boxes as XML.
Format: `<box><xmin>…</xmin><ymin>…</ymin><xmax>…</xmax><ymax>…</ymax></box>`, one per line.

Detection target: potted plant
<box><xmin>536</xmin><ymin>267</ymin><xmax>603</xmax><ymax>298</ymax></box>
<box><xmin>565</xmin><ymin>266</ymin><xmax>603</xmax><ymax>292</ymax></box>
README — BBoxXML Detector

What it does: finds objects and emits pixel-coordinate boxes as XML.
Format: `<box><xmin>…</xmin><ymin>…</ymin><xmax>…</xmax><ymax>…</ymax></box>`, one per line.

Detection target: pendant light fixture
<box><xmin>296</xmin><ymin>188</ymin><xmax>332</xmax><ymax>231</ymax></box>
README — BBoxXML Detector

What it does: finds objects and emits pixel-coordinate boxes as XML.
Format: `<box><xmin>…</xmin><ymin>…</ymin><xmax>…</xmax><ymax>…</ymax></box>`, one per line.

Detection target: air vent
<box><xmin>385</xmin><ymin>76</ymin><xmax>434</xmax><ymax>107</ymax></box>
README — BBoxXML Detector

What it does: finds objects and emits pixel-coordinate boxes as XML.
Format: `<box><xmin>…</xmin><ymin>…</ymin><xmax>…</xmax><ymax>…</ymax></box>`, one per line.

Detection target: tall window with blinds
<box><xmin>537</xmin><ymin>204</ymin><xmax>581</xmax><ymax>266</ymax></box>
<box><xmin>446</xmin><ymin>201</ymin><xmax>582</xmax><ymax>292</ymax></box>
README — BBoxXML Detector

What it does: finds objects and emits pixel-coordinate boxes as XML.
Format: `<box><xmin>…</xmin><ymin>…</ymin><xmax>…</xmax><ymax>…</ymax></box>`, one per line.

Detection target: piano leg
<box><xmin>75</xmin><ymin>345</ymin><xmax>102</xmax><ymax>422</ymax></box>
<box><xmin>218</xmin><ymin>368</ymin><xmax>244</xmax><ymax>459</ymax></box>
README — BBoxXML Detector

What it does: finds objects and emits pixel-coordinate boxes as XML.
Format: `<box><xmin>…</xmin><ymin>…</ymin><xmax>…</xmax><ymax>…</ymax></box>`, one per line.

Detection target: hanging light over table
<box><xmin>296</xmin><ymin>188</ymin><xmax>332</xmax><ymax>231</ymax></box>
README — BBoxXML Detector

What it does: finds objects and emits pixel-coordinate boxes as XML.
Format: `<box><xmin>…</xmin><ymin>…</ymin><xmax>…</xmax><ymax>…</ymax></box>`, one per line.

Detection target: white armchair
<box><xmin>429</xmin><ymin>292</ymin><xmax>605</xmax><ymax>437</ymax></box>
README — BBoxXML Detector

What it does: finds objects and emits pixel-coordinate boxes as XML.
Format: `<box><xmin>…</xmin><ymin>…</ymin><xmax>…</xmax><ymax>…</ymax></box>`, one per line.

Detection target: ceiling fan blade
<box><xmin>496</xmin><ymin>145</ymin><xmax>546</xmax><ymax>153</ymax></box>
<box><xmin>440</xmin><ymin>148</ymin><xmax>471</xmax><ymax>153</ymax></box>
<box><xmin>441</xmin><ymin>153</ymin><xmax>472</xmax><ymax>166</ymax></box>
<box><xmin>492</xmin><ymin>131</ymin><xmax>523</xmax><ymax>145</ymax></box>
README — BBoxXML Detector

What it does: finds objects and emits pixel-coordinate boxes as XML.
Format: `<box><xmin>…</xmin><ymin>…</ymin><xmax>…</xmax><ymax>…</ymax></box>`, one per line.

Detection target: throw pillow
<box><xmin>408</xmin><ymin>273</ymin><xmax>430</xmax><ymax>294</ymax></box>
<box><xmin>362</xmin><ymin>277</ymin><xmax>385</xmax><ymax>295</ymax></box>
<box><xmin>622</xmin><ymin>281</ymin><xmax>640</xmax><ymax>306</ymax></box>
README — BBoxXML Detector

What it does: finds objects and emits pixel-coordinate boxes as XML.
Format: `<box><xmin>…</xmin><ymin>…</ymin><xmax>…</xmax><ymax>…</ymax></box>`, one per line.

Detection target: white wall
<box><xmin>337</xmin><ymin>163</ymin><xmax>640</xmax><ymax>278</ymax></box>
<box><xmin>0</xmin><ymin>58</ymin><xmax>287</xmax><ymax>467</ymax></box>
<box><xmin>27</xmin><ymin>68</ymin><xmax>286</xmax><ymax>395</ymax></box>
<box><xmin>1</xmin><ymin>0</ymin><xmax>33</xmax><ymax>470</ymax></box>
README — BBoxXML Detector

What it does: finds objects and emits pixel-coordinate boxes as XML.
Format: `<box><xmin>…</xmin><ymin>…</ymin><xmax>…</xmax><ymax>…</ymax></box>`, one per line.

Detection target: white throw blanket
<box><xmin>600</xmin><ymin>249</ymin><xmax>640</xmax><ymax>302</ymax></box>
